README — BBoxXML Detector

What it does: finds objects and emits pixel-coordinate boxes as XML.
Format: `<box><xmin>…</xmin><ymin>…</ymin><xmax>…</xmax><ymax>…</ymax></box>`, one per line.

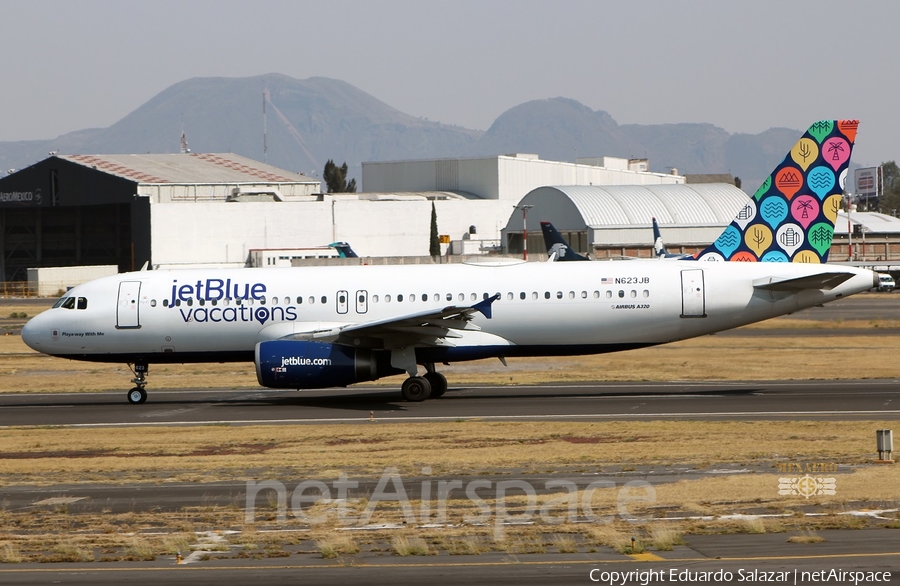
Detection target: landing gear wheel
<box><xmin>127</xmin><ymin>362</ymin><xmax>149</xmax><ymax>405</ymax></box>
<box><xmin>127</xmin><ymin>387</ymin><xmax>147</xmax><ymax>404</ymax></box>
<box><xmin>401</xmin><ymin>376</ymin><xmax>432</xmax><ymax>402</ymax></box>
<box><xmin>423</xmin><ymin>372</ymin><xmax>447</xmax><ymax>398</ymax></box>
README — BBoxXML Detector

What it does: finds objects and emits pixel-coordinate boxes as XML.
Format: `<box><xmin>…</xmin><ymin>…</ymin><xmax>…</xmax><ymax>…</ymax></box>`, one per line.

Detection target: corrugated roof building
<box><xmin>503</xmin><ymin>184</ymin><xmax>750</xmax><ymax>258</ymax></box>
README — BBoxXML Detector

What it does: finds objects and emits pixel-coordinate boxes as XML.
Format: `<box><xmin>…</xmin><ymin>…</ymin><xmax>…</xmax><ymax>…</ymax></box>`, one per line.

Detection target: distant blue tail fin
<box><xmin>328</xmin><ymin>241</ymin><xmax>359</xmax><ymax>258</ymax></box>
<box><xmin>696</xmin><ymin>120</ymin><xmax>858</xmax><ymax>263</ymax></box>
<box><xmin>652</xmin><ymin>217</ymin><xmax>669</xmax><ymax>258</ymax></box>
<box><xmin>540</xmin><ymin>221</ymin><xmax>589</xmax><ymax>261</ymax></box>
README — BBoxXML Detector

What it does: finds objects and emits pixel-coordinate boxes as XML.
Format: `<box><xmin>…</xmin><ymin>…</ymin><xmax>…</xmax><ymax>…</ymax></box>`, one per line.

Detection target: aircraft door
<box><xmin>336</xmin><ymin>290</ymin><xmax>349</xmax><ymax>314</ymax></box>
<box><xmin>355</xmin><ymin>290</ymin><xmax>368</xmax><ymax>314</ymax></box>
<box><xmin>116</xmin><ymin>281</ymin><xmax>142</xmax><ymax>329</ymax></box>
<box><xmin>680</xmin><ymin>269</ymin><xmax>706</xmax><ymax>318</ymax></box>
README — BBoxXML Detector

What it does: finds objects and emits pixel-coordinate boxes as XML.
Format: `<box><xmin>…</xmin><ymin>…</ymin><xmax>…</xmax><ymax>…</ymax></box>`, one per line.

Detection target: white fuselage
<box><xmin>21</xmin><ymin>260</ymin><xmax>876</xmax><ymax>364</ymax></box>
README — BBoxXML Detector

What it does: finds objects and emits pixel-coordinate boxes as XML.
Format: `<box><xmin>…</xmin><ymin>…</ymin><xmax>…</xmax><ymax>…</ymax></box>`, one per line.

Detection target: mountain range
<box><xmin>0</xmin><ymin>73</ymin><xmax>803</xmax><ymax>191</ymax></box>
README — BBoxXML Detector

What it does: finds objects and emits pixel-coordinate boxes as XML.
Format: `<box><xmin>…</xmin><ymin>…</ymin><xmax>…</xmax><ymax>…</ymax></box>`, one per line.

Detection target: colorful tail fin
<box><xmin>696</xmin><ymin>120</ymin><xmax>858</xmax><ymax>263</ymax></box>
<box><xmin>540</xmin><ymin>221</ymin><xmax>589</xmax><ymax>261</ymax></box>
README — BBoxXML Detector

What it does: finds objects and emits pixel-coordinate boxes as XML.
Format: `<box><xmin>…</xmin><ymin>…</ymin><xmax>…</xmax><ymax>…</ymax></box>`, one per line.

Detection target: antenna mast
<box><xmin>263</xmin><ymin>90</ymin><xmax>268</xmax><ymax>164</ymax></box>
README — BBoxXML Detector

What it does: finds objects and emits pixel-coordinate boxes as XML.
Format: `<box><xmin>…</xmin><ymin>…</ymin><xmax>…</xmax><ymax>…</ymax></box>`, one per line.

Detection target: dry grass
<box><xmin>392</xmin><ymin>535</ymin><xmax>431</xmax><ymax>556</ymax></box>
<box><xmin>649</xmin><ymin>525</ymin><xmax>684</xmax><ymax>550</ymax></box>
<box><xmin>316</xmin><ymin>534</ymin><xmax>360</xmax><ymax>558</ymax></box>
<box><xmin>787</xmin><ymin>530</ymin><xmax>825</xmax><ymax>543</ymax></box>
<box><xmin>0</xmin><ymin>420</ymin><xmax>896</xmax><ymax>486</ymax></box>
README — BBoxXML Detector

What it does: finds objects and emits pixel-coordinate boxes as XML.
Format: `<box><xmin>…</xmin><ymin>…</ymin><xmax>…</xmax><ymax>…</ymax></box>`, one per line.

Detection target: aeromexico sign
<box><xmin>0</xmin><ymin>188</ymin><xmax>41</xmax><ymax>206</ymax></box>
<box><xmin>167</xmin><ymin>278</ymin><xmax>298</xmax><ymax>325</ymax></box>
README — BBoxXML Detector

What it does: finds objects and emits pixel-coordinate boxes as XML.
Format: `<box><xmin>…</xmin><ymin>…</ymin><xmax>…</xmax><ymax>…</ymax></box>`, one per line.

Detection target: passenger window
<box><xmin>271</xmin><ymin>297</ymin><xmax>278</xmax><ymax>305</ymax></box>
<box><xmin>643</xmin><ymin>290</ymin><xmax>650</xmax><ymax>298</ymax></box>
<box><xmin>373</xmin><ymin>295</ymin><xmax>379</xmax><ymax>303</ymax></box>
<box><xmin>470</xmin><ymin>293</ymin><xmax>477</xmax><ymax>301</ymax></box>
<box><xmin>618</xmin><ymin>290</ymin><xmax>625</xmax><ymax>298</ymax></box>
<box><xmin>211</xmin><ymin>299</ymin><xmax>218</xmax><ymax>306</ymax></box>
<box><xmin>397</xmin><ymin>294</ymin><xmax>404</xmax><ymax>302</ymax></box>
<box><xmin>259</xmin><ymin>296</ymin><xmax>267</xmax><ymax>305</ymax></box>
<box><xmin>409</xmin><ymin>294</ymin><xmax>416</xmax><ymax>302</ymax></box>
<box><xmin>296</xmin><ymin>296</ymin><xmax>303</xmax><ymax>304</ymax></box>
<box><xmin>77</xmin><ymin>297</ymin><xmax>88</xmax><ymax>309</ymax></box>
<box><xmin>569</xmin><ymin>291</ymin><xmax>575</xmax><ymax>299</ymax></box>
<box><xmin>604</xmin><ymin>291</ymin><xmax>611</xmax><ymax>299</ymax></box>
<box><xmin>175</xmin><ymin>299</ymin><xmax>182</xmax><ymax>307</ymax></box>
<box><xmin>581</xmin><ymin>291</ymin><xmax>587</xmax><ymax>298</ymax></box>
<box><xmin>385</xmin><ymin>294</ymin><xmax>392</xmax><ymax>302</ymax></box>
<box><xmin>187</xmin><ymin>298</ymin><xmax>194</xmax><ymax>306</ymax></box>
<box><xmin>199</xmin><ymin>298</ymin><xmax>206</xmax><ymax>306</ymax></box>
<box><xmin>309</xmin><ymin>297</ymin><xmax>315</xmax><ymax>304</ymax></box>
<box><xmin>507</xmin><ymin>292</ymin><xmax>513</xmax><ymax>300</ymax></box>
<box><xmin>458</xmin><ymin>293</ymin><xmax>464</xmax><ymax>301</ymax></box>
<box><xmin>433</xmin><ymin>294</ymin><xmax>440</xmax><ymax>302</ymax></box>
<box><xmin>520</xmin><ymin>292</ymin><xmax>526</xmax><ymax>300</ymax></box>
<box><xmin>163</xmin><ymin>299</ymin><xmax>169</xmax><ymax>307</ymax></box>
<box><xmin>532</xmin><ymin>292</ymin><xmax>538</xmax><ymax>300</ymax></box>
<box><xmin>544</xmin><ymin>292</ymin><xmax>550</xmax><ymax>300</ymax></box>
<box><xmin>150</xmin><ymin>299</ymin><xmax>157</xmax><ymax>307</ymax></box>
<box><xmin>630</xmin><ymin>290</ymin><xmax>637</xmax><ymax>298</ymax></box>
<box><xmin>557</xmin><ymin>291</ymin><xmax>563</xmax><ymax>299</ymax></box>
<box><xmin>446</xmin><ymin>293</ymin><xmax>453</xmax><ymax>301</ymax></box>
<box><xmin>321</xmin><ymin>296</ymin><xmax>326</xmax><ymax>304</ymax></box>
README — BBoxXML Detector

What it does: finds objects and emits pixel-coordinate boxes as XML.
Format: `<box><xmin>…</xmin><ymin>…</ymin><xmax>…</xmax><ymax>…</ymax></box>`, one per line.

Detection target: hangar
<box><xmin>1</xmin><ymin>152</ymin><xmax>687</xmax><ymax>286</ymax></box>
<box><xmin>503</xmin><ymin>183</ymin><xmax>750</xmax><ymax>258</ymax></box>
<box><xmin>0</xmin><ymin>153</ymin><xmax>319</xmax><ymax>281</ymax></box>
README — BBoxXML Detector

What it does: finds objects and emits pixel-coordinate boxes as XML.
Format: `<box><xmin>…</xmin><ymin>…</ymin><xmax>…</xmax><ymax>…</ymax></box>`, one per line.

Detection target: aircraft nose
<box><xmin>21</xmin><ymin>316</ymin><xmax>42</xmax><ymax>351</ymax></box>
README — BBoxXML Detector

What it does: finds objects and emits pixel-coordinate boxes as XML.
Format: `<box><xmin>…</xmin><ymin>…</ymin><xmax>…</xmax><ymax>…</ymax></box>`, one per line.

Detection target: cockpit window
<box><xmin>61</xmin><ymin>297</ymin><xmax>76</xmax><ymax>310</ymax></box>
<box><xmin>52</xmin><ymin>297</ymin><xmax>67</xmax><ymax>308</ymax></box>
<box><xmin>77</xmin><ymin>297</ymin><xmax>87</xmax><ymax>310</ymax></box>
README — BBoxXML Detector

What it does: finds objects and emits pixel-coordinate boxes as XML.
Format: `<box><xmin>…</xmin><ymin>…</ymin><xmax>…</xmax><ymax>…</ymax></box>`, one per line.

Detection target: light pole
<box><xmin>515</xmin><ymin>204</ymin><xmax>534</xmax><ymax>260</ymax></box>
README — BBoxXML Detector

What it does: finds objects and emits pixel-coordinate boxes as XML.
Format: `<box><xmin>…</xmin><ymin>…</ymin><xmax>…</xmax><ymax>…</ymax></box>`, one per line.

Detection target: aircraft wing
<box><xmin>287</xmin><ymin>294</ymin><xmax>502</xmax><ymax>348</ymax></box>
<box><xmin>753</xmin><ymin>272</ymin><xmax>855</xmax><ymax>292</ymax></box>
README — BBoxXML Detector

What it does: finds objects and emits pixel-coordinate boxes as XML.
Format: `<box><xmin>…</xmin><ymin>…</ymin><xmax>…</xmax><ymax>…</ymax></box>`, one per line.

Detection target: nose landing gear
<box><xmin>127</xmin><ymin>362</ymin><xmax>148</xmax><ymax>404</ymax></box>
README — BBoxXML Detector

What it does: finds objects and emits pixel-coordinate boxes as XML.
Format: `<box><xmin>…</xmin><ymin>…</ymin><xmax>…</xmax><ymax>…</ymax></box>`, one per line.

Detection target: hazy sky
<box><xmin>2</xmin><ymin>0</ymin><xmax>897</xmax><ymax>167</ymax></box>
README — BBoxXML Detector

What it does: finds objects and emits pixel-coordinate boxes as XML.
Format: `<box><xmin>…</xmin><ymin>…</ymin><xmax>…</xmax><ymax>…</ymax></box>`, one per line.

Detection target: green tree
<box><xmin>429</xmin><ymin>202</ymin><xmax>441</xmax><ymax>257</ymax></box>
<box><xmin>879</xmin><ymin>161</ymin><xmax>900</xmax><ymax>217</ymax></box>
<box><xmin>323</xmin><ymin>160</ymin><xmax>357</xmax><ymax>193</ymax></box>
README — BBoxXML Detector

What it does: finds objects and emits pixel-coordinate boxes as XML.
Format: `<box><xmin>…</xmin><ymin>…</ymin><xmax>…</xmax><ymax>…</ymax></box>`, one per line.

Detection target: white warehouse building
<box><xmin>0</xmin><ymin>151</ymin><xmax>690</xmax><ymax>280</ymax></box>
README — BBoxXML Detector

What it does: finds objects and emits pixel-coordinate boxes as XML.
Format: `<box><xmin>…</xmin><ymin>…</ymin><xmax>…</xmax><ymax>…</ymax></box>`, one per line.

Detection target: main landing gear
<box><xmin>400</xmin><ymin>364</ymin><xmax>448</xmax><ymax>402</ymax></box>
<box><xmin>127</xmin><ymin>362</ymin><xmax>148</xmax><ymax>404</ymax></box>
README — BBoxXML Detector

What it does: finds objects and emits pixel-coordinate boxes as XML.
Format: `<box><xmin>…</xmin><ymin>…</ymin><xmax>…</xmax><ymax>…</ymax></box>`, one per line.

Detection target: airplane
<box><xmin>540</xmin><ymin>221</ymin><xmax>589</xmax><ymax>261</ymax></box>
<box><xmin>328</xmin><ymin>242</ymin><xmax>358</xmax><ymax>258</ymax></box>
<box><xmin>652</xmin><ymin>217</ymin><xmax>692</xmax><ymax>259</ymax></box>
<box><xmin>22</xmin><ymin>120</ymin><xmax>873</xmax><ymax>405</ymax></box>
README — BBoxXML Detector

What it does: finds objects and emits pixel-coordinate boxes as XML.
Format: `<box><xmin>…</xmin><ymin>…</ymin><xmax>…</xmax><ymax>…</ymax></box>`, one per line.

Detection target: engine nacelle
<box><xmin>255</xmin><ymin>340</ymin><xmax>387</xmax><ymax>389</ymax></box>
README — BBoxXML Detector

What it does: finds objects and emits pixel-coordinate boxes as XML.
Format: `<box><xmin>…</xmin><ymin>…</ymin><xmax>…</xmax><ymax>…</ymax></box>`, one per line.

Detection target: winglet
<box><xmin>696</xmin><ymin>120</ymin><xmax>858</xmax><ymax>263</ymax></box>
<box><xmin>472</xmin><ymin>293</ymin><xmax>501</xmax><ymax>319</ymax></box>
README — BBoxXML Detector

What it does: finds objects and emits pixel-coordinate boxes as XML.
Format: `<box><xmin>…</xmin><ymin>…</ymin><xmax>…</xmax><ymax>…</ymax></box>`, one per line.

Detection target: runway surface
<box><xmin>2</xmin><ymin>379</ymin><xmax>898</xmax><ymax>428</ymax></box>
<box><xmin>1</xmin><ymin>530</ymin><xmax>897</xmax><ymax>585</ymax></box>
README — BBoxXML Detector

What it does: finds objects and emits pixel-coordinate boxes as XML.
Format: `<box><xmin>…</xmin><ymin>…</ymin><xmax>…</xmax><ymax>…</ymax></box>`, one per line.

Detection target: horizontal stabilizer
<box><xmin>753</xmin><ymin>272</ymin><xmax>854</xmax><ymax>292</ymax></box>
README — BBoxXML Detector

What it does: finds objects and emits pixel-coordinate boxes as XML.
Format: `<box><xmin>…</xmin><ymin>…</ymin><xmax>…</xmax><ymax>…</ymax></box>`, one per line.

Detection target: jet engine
<box><xmin>255</xmin><ymin>340</ymin><xmax>398</xmax><ymax>389</ymax></box>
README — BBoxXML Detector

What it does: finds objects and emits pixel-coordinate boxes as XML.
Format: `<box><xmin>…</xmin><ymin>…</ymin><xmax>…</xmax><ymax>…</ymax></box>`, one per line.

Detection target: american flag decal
<box><xmin>601</xmin><ymin>277</ymin><xmax>612</xmax><ymax>284</ymax></box>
